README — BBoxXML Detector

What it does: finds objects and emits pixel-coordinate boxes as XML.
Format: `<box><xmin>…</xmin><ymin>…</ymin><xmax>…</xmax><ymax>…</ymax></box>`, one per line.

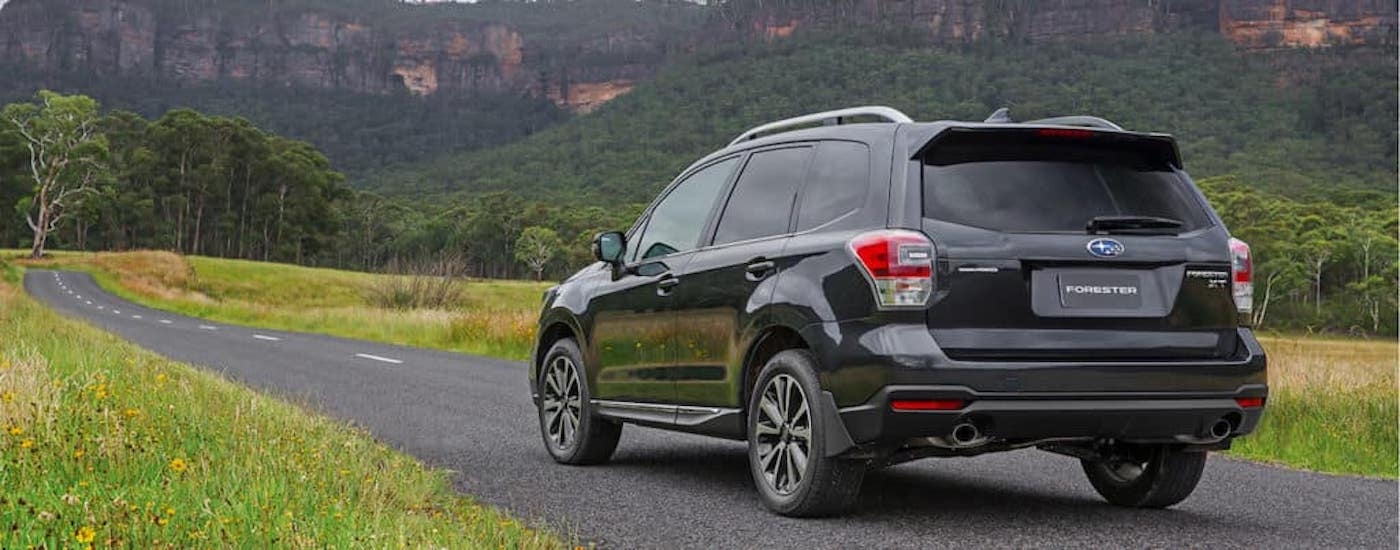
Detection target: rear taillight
<box><xmin>1229</xmin><ymin>237</ymin><xmax>1253</xmax><ymax>315</ymax></box>
<box><xmin>849</xmin><ymin>229</ymin><xmax>934</xmax><ymax>308</ymax></box>
<box><xmin>1235</xmin><ymin>397</ymin><xmax>1264</xmax><ymax>408</ymax></box>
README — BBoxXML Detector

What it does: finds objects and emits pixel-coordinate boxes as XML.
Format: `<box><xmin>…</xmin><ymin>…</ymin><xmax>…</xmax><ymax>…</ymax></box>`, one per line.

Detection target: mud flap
<box><xmin>821</xmin><ymin>390</ymin><xmax>856</xmax><ymax>457</ymax></box>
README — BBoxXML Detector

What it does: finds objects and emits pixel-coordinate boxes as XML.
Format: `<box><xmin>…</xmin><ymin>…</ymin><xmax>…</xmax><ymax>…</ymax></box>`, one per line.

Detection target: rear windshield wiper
<box><xmin>1086</xmin><ymin>215</ymin><xmax>1184</xmax><ymax>235</ymax></box>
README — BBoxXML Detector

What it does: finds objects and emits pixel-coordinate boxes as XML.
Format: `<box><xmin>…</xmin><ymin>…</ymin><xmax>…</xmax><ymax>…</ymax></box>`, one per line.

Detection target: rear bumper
<box><xmin>838</xmin><ymin>385</ymin><xmax>1267</xmax><ymax>444</ymax></box>
<box><xmin>797</xmin><ymin>323</ymin><xmax>1269</xmax><ymax>447</ymax></box>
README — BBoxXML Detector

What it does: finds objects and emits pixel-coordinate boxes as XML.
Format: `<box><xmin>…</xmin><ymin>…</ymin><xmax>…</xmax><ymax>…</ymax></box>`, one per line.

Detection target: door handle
<box><xmin>745</xmin><ymin>260</ymin><xmax>776</xmax><ymax>281</ymax></box>
<box><xmin>656</xmin><ymin>275</ymin><xmax>680</xmax><ymax>296</ymax></box>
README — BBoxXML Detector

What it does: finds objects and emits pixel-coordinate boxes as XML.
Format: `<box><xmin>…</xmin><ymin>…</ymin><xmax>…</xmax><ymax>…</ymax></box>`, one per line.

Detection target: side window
<box><xmin>712</xmin><ymin>147</ymin><xmax>812</xmax><ymax>246</ymax></box>
<box><xmin>630</xmin><ymin>157</ymin><xmax>739</xmax><ymax>262</ymax></box>
<box><xmin>796</xmin><ymin>141</ymin><xmax>869</xmax><ymax>231</ymax></box>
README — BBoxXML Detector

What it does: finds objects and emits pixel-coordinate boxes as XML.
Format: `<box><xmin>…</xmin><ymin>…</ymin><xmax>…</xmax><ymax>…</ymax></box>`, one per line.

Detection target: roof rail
<box><xmin>728</xmin><ymin>106</ymin><xmax>913</xmax><ymax>146</ymax></box>
<box><xmin>1025</xmin><ymin>115</ymin><xmax>1124</xmax><ymax>131</ymax></box>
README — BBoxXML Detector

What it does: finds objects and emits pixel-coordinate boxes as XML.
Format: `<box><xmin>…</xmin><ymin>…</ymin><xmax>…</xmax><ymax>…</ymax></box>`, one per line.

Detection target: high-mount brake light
<box><xmin>1036</xmin><ymin>128</ymin><xmax>1096</xmax><ymax>139</ymax></box>
<box><xmin>1229</xmin><ymin>237</ymin><xmax>1253</xmax><ymax>315</ymax></box>
<box><xmin>849</xmin><ymin>230</ymin><xmax>935</xmax><ymax>308</ymax></box>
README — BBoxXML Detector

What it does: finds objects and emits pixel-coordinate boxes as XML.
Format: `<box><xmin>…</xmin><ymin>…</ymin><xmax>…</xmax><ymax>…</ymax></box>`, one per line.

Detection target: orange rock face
<box><xmin>549</xmin><ymin>80</ymin><xmax>636</xmax><ymax>113</ymax></box>
<box><xmin>1220</xmin><ymin>0</ymin><xmax>1396</xmax><ymax>49</ymax></box>
<box><xmin>0</xmin><ymin>0</ymin><xmax>1393</xmax><ymax>113</ymax></box>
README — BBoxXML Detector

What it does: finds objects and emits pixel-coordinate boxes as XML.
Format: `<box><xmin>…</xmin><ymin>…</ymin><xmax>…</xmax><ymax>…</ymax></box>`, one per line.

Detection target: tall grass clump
<box><xmin>367</xmin><ymin>255</ymin><xmax>468</xmax><ymax>310</ymax></box>
<box><xmin>1229</xmin><ymin>338</ymin><xmax>1398</xmax><ymax>477</ymax></box>
<box><xmin>0</xmin><ymin>279</ymin><xmax>560</xmax><ymax>548</ymax></box>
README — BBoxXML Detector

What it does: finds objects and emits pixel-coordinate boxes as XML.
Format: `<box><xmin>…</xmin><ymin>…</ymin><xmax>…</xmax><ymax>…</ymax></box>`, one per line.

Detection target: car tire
<box><xmin>1081</xmin><ymin>444</ymin><xmax>1207</xmax><ymax>508</ymax></box>
<box><xmin>537</xmin><ymin>338</ymin><xmax>621</xmax><ymax>465</ymax></box>
<box><xmin>747</xmin><ymin>349</ymin><xmax>864</xmax><ymax>517</ymax></box>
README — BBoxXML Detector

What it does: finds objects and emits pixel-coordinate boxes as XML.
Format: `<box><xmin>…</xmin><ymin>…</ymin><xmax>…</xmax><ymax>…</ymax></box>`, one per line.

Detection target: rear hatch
<box><xmin>918</xmin><ymin>127</ymin><xmax>1239</xmax><ymax>361</ymax></box>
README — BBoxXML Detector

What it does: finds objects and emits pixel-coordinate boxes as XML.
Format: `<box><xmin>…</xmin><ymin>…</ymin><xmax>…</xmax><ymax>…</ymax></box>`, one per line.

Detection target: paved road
<box><xmin>24</xmin><ymin>270</ymin><xmax>1399</xmax><ymax>549</ymax></box>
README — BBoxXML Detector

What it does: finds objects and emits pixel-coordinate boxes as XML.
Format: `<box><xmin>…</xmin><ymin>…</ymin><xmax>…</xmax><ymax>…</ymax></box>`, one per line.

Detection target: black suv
<box><xmin>531</xmin><ymin>106</ymin><xmax>1267</xmax><ymax>516</ymax></box>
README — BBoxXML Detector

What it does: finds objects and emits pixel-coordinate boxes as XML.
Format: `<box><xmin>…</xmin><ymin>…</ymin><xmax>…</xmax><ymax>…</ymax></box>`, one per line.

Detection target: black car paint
<box><xmin>532</xmin><ymin>120</ymin><xmax>1267</xmax><ymax>452</ymax></box>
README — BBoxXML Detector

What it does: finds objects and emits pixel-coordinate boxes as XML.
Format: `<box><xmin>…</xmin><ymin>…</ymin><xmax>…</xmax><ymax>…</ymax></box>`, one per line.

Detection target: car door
<box><xmin>587</xmin><ymin>156</ymin><xmax>740</xmax><ymax>406</ymax></box>
<box><xmin>670</xmin><ymin>145</ymin><xmax>814</xmax><ymax>409</ymax></box>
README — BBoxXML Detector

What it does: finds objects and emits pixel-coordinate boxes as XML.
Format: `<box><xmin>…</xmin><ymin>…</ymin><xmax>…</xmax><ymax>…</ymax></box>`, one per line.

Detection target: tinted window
<box><xmin>923</xmin><ymin>154</ymin><xmax>1209</xmax><ymax>233</ymax></box>
<box><xmin>796</xmin><ymin>141</ymin><xmax>869</xmax><ymax>231</ymax></box>
<box><xmin>713</xmin><ymin>147</ymin><xmax>811</xmax><ymax>245</ymax></box>
<box><xmin>631</xmin><ymin>157</ymin><xmax>739</xmax><ymax>261</ymax></box>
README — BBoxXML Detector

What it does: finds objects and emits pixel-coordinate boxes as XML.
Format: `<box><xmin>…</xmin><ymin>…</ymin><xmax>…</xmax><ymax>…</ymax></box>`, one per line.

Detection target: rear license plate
<box><xmin>1058</xmin><ymin>273</ymin><xmax>1143</xmax><ymax>309</ymax></box>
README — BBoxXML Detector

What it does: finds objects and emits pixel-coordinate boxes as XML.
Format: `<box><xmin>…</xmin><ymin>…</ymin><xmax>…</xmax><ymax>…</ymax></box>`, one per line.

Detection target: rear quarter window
<box><xmin>796</xmin><ymin>141</ymin><xmax>869</xmax><ymax>232</ymax></box>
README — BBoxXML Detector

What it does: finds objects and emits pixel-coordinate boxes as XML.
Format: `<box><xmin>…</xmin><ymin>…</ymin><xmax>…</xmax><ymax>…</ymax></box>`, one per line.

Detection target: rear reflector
<box><xmin>1235</xmin><ymin>397</ymin><xmax>1265</xmax><ymax>408</ymax></box>
<box><xmin>891</xmin><ymin>399</ymin><xmax>966</xmax><ymax>411</ymax></box>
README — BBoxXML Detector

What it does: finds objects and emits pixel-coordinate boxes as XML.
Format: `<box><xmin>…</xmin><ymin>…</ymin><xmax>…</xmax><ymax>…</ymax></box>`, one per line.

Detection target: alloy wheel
<box><xmin>755</xmin><ymin>374</ymin><xmax>812</xmax><ymax>495</ymax></box>
<box><xmin>542</xmin><ymin>356</ymin><xmax>582</xmax><ymax>450</ymax></box>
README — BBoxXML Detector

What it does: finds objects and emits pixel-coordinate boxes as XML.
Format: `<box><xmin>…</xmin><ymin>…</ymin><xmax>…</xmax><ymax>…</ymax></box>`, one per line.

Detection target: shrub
<box><xmin>366</xmin><ymin>255</ymin><xmax>468</xmax><ymax>310</ymax></box>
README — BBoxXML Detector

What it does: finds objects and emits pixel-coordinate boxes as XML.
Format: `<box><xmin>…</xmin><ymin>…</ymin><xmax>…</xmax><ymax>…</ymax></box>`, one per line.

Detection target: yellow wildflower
<box><xmin>156</xmin><ymin>373</ymin><xmax>168</xmax><ymax>384</ymax></box>
<box><xmin>123</xmin><ymin>408</ymin><xmax>141</xmax><ymax>419</ymax></box>
<box><xmin>73</xmin><ymin>448</ymin><xmax>85</xmax><ymax>459</ymax></box>
<box><xmin>168</xmin><ymin>458</ymin><xmax>188</xmax><ymax>473</ymax></box>
<box><xmin>94</xmin><ymin>384</ymin><xmax>108</xmax><ymax>400</ymax></box>
<box><xmin>19</xmin><ymin>439</ymin><xmax>33</xmax><ymax>449</ymax></box>
<box><xmin>1</xmin><ymin>390</ymin><xmax>13</xmax><ymax>402</ymax></box>
<box><xmin>75</xmin><ymin>526</ymin><xmax>96</xmax><ymax>544</ymax></box>
<box><xmin>7</xmin><ymin>426</ymin><xmax>22</xmax><ymax>436</ymax></box>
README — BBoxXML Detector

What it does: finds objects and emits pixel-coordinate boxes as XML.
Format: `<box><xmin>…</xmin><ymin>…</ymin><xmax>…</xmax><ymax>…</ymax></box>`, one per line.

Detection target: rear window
<box><xmin>921</xmin><ymin>136</ymin><xmax>1210</xmax><ymax>233</ymax></box>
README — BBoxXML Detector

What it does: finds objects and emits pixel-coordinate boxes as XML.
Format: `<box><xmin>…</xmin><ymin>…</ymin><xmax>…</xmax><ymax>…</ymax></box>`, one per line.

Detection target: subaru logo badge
<box><xmin>1087</xmin><ymin>238</ymin><xmax>1124</xmax><ymax>258</ymax></box>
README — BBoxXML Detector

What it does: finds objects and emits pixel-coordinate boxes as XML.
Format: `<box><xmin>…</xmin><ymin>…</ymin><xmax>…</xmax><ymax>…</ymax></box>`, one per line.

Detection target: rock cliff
<box><xmin>0</xmin><ymin>0</ymin><xmax>1392</xmax><ymax>112</ymax></box>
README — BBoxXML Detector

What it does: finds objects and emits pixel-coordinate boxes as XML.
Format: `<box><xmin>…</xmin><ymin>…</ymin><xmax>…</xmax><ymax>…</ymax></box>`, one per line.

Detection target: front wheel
<box><xmin>537</xmin><ymin>338</ymin><xmax>621</xmax><ymax>465</ymax></box>
<box><xmin>1081</xmin><ymin>444</ymin><xmax>1207</xmax><ymax>508</ymax></box>
<box><xmin>747</xmin><ymin>349</ymin><xmax>864</xmax><ymax>517</ymax></box>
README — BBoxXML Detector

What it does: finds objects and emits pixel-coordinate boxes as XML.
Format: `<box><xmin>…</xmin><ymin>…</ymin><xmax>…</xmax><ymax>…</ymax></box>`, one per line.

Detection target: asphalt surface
<box><xmin>24</xmin><ymin>270</ymin><xmax>1400</xmax><ymax>549</ymax></box>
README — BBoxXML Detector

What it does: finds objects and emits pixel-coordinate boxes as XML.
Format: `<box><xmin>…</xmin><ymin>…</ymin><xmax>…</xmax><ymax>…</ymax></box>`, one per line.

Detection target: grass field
<box><xmin>11</xmin><ymin>250</ymin><xmax>1398</xmax><ymax>479</ymax></box>
<box><xmin>14</xmin><ymin>251</ymin><xmax>547</xmax><ymax>360</ymax></box>
<box><xmin>0</xmin><ymin>270</ymin><xmax>559</xmax><ymax>548</ymax></box>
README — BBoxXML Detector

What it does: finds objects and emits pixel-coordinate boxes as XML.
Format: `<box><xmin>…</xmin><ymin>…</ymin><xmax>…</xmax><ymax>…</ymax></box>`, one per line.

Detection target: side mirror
<box><xmin>592</xmin><ymin>231</ymin><xmax>626</xmax><ymax>266</ymax></box>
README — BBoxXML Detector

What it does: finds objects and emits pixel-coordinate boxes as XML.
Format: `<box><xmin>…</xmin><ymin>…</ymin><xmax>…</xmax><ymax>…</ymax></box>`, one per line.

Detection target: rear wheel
<box><xmin>537</xmin><ymin>339</ymin><xmax>621</xmax><ymax>465</ymax></box>
<box><xmin>747</xmin><ymin>349</ymin><xmax>864</xmax><ymax>517</ymax></box>
<box><xmin>1081</xmin><ymin>444</ymin><xmax>1207</xmax><ymax>508</ymax></box>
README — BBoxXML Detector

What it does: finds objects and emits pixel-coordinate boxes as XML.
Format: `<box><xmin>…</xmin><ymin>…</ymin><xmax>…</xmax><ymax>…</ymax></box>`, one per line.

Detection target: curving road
<box><xmin>24</xmin><ymin>270</ymin><xmax>1399</xmax><ymax>549</ymax></box>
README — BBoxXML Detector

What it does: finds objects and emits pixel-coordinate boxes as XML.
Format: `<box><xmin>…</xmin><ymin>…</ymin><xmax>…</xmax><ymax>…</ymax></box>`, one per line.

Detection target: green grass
<box><xmin>11</xmin><ymin>251</ymin><xmax>548</xmax><ymax>361</ymax></box>
<box><xmin>1230</xmin><ymin>387</ymin><xmax>1396</xmax><ymax>477</ymax></box>
<box><xmin>10</xmin><ymin>250</ymin><xmax>1397</xmax><ymax>479</ymax></box>
<box><xmin>0</xmin><ymin>277</ymin><xmax>561</xmax><ymax>548</ymax></box>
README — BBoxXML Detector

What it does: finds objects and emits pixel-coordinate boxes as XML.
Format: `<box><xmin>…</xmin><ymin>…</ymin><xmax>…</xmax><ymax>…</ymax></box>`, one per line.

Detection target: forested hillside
<box><xmin>391</xmin><ymin>34</ymin><xmax>1396</xmax><ymax>205</ymax></box>
<box><xmin>0</xmin><ymin>66</ymin><xmax>566</xmax><ymax>177</ymax></box>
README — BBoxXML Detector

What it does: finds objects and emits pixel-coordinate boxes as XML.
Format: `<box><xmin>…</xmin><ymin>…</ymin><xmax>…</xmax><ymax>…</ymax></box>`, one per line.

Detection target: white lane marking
<box><xmin>112</xmin><ymin>310</ymin><xmax>121</xmax><ymax>315</ymax></box>
<box><xmin>96</xmin><ymin>305</ymin><xmax>104</xmax><ymax>310</ymax></box>
<box><xmin>159</xmin><ymin>320</ymin><xmax>173</xmax><ymax>325</ymax></box>
<box><xmin>132</xmin><ymin>315</ymin><xmax>143</xmax><ymax>319</ymax></box>
<box><xmin>198</xmin><ymin>325</ymin><xmax>217</xmax><ymax>331</ymax></box>
<box><xmin>354</xmin><ymin>353</ymin><xmax>403</xmax><ymax>365</ymax></box>
<box><xmin>66</xmin><ymin>291</ymin><xmax>72</xmax><ymax>295</ymax></box>
<box><xmin>84</xmin><ymin>301</ymin><xmax>92</xmax><ymax>305</ymax></box>
<box><xmin>76</xmin><ymin>295</ymin><xmax>82</xmax><ymax>299</ymax></box>
<box><xmin>252</xmin><ymin>334</ymin><xmax>281</xmax><ymax>341</ymax></box>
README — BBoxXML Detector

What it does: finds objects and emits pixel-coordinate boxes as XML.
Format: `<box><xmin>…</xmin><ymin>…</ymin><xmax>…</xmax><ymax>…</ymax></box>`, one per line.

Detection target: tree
<box><xmin>515</xmin><ymin>226</ymin><xmax>563</xmax><ymax>280</ymax></box>
<box><xmin>3</xmin><ymin>91</ymin><xmax>109</xmax><ymax>258</ymax></box>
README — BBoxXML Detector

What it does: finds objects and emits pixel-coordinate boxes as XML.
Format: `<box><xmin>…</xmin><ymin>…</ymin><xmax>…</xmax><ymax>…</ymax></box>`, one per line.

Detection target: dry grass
<box><xmin>1257</xmin><ymin>336</ymin><xmax>1397</xmax><ymax>391</ymax></box>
